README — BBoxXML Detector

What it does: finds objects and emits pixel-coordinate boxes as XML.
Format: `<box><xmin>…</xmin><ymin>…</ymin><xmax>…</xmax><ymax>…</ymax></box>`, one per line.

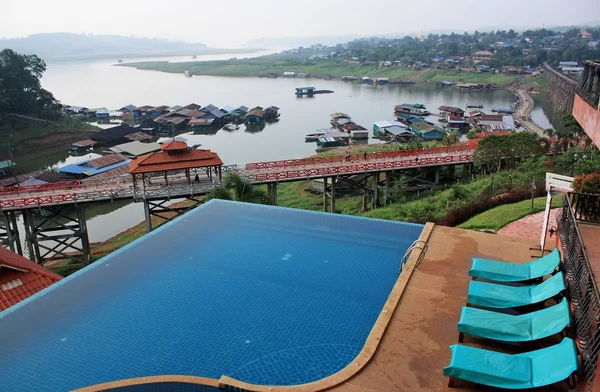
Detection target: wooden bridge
<box><xmin>0</xmin><ymin>145</ymin><xmax>473</xmax><ymax>267</ymax></box>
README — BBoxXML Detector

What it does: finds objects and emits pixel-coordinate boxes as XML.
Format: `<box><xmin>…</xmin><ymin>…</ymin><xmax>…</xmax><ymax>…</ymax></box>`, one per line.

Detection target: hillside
<box><xmin>0</xmin><ymin>33</ymin><xmax>219</xmax><ymax>60</ymax></box>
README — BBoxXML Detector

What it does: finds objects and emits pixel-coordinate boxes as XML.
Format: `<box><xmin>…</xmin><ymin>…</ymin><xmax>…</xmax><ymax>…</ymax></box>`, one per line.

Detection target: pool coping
<box><xmin>75</xmin><ymin>222</ymin><xmax>435</xmax><ymax>392</ymax></box>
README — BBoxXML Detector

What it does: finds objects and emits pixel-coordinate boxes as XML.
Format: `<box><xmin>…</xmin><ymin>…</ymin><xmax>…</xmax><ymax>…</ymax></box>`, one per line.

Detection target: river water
<box><xmin>24</xmin><ymin>56</ymin><xmax>560</xmax><ymax>244</ymax></box>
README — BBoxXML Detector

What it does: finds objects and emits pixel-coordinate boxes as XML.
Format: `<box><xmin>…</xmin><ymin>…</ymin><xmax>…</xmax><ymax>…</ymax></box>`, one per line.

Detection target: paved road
<box><xmin>514</xmin><ymin>88</ymin><xmax>546</xmax><ymax>137</ymax></box>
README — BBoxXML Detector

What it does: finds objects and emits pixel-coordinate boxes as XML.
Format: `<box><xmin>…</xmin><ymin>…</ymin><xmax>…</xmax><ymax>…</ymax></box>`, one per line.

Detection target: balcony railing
<box><xmin>558</xmin><ymin>195</ymin><xmax>600</xmax><ymax>391</ymax></box>
<box><xmin>570</xmin><ymin>192</ymin><xmax>600</xmax><ymax>223</ymax></box>
<box><xmin>579</xmin><ymin>60</ymin><xmax>600</xmax><ymax>111</ymax></box>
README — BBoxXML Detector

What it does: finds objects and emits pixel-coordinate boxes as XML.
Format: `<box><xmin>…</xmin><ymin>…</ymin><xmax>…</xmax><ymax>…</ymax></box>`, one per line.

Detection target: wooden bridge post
<box><xmin>372</xmin><ymin>172</ymin><xmax>380</xmax><ymax>210</ymax></box>
<box><xmin>323</xmin><ymin>177</ymin><xmax>329</xmax><ymax>212</ymax></box>
<box><xmin>330</xmin><ymin>176</ymin><xmax>336</xmax><ymax>213</ymax></box>
<box><xmin>75</xmin><ymin>204</ymin><xmax>91</xmax><ymax>265</ymax></box>
<box><xmin>22</xmin><ymin>209</ymin><xmax>41</xmax><ymax>263</ymax></box>
<box><xmin>268</xmin><ymin>182</ymin><xmax>278</xmax><ymax>205</ymax></box>
<box><xmin>434</xmin><ymin>168</ymin><xmax>440</xmax><ymax>185</ymax></box>
<box><xmin>143</xmin><ymin>199</ymin><xmax>152</xmax><ymax>233</ymax></box>
<box><xmin>385</xmin><ymin>172</ymin><xmax>392</xmax><ymax>206</ymax></box>
<box><xmin>1</xmin><ymin>211</ymin><xmax>22</xmax><ymax>255</ymax></box>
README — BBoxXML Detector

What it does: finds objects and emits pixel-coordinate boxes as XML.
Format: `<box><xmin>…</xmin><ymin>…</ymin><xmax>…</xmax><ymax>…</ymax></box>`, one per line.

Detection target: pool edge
<box><xmin>220</xmin><ymin>221</ymin><xmax>436</xmax><ymax>392</ymax></box>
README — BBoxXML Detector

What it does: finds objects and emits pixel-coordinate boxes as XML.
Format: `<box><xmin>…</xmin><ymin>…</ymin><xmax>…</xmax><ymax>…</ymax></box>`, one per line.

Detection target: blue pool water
<box><xmin>0</xmin><ymin>200</ymin><xmax>422</xmax><ymax>391</ymax></box>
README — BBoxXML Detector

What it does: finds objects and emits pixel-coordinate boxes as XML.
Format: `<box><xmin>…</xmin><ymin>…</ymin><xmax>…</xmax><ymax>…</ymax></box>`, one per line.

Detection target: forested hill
<box><xmin>0</xmin><ymin>33</ymin><xmax>210</xmax><ymax>60</ymax></box>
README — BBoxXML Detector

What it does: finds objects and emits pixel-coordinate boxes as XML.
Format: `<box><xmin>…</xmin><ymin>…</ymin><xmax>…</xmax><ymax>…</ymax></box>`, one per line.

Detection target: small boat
<box><xmin>184</xmin><ymin>71</ymin><xmax>192</xmax><ymax>77</ymax></box>
<box><xmin>466</xmin><ymin>104</ymin><xmax>483</xmax><ymax>108</ymax></box>
<box><xmin>223</xmin><ymin>123</ymin><xmax>239</xmax><ymax>131</ymax></box>
<box><xmin>117</xmin><ymin>59</ymin><xmax>123</xmax><ymax>63</ymax></box>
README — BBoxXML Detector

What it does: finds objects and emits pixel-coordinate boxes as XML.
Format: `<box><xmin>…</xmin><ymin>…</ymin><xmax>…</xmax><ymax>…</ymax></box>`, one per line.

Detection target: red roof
<box><xmin>130</xmin><ymin>148</ymin><xmax>223</xmax><ymax>174</ymax></box>
<box><xmin>0</xmin><ymin>247</ymin><xmax>62</xmax><ymax>311</ymax></box>
<box><xmin>161</xmin><ymin>140</ymin><xmax>189</xmax><ymax>151</ymax></box>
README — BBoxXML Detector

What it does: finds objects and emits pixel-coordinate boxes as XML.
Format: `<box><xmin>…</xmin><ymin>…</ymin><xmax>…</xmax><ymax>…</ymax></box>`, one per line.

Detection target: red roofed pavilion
<box><xmin>0</xmin><ymin>247</ymin><xmax>62</xmax><ymax>311</ymax></box>
<box><xmin>129</xmin><ymin>140</ymin><xmax>224</xmax><ymax>190</ymax></box>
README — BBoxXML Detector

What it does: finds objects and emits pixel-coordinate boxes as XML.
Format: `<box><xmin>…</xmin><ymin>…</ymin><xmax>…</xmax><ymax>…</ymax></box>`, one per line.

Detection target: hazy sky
<box><xmin>2</xmin><ymin>0</ymin><xmax>598</xmax><ymax>47</ymax></box>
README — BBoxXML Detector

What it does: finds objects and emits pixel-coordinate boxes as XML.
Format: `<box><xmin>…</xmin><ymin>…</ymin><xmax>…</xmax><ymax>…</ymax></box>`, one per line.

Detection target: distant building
<box><xmin>282</xmin><ymin>71</ymin><xmax>296</xmax><ymax>77</ymax></box>
<box><xmin>559</xmin><ymin>61</ymin><xmax>579</xmax><ymax>69</ymax></box>
<box><xmin>472</xmin><ymin>51</ymin><xmax>493</xmax><ymax>63</ymax></box>
<box><xmin>561</xmin><ymin>67</ymin><xmax>585</xmax><ymax>76</ymax></box>
<box><xmin>581</xmin><ymin>31</ymin><xmax>592</xmax><ymax>39</ymax></box>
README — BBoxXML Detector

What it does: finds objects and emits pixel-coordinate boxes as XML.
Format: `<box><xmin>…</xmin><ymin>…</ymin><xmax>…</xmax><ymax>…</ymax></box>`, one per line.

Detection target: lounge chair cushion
<box><xmin>443</xmin><ymin>338</ymin><xmax>578</xmax><ymax>389</ymax></box>
<box><xmin>458</xmin><ymin>297</ymin><xmax>570</xmax><ymax>342</ymax></box>
<box><xmin>467</xmin><ymin>271</ymin><xmax>565</xmax><ymax>308</ymax></box>
<box><xmin>470</xmin><ymin>248</ymin><xmax>560</xmax><ymax>282</ymax></box>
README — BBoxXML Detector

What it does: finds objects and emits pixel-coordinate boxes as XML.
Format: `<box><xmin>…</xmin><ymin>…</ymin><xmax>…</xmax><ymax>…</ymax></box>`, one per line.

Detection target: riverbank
<box><xmin>0</xmin><ymin>117</ymin><xmax>100</xmax><ymax>172</ymax></box>
<box><xmin>118</xmin><ymin>58</ymin><xmax>518</xmax><ymax>85</ymax></box>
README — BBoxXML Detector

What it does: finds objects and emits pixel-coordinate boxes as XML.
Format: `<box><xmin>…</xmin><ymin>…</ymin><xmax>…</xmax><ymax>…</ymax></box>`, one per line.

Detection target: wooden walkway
<box><xmin>0</xmin><ymin>146</ymin><xmax>474</xmax><ymax>210</ymax></box>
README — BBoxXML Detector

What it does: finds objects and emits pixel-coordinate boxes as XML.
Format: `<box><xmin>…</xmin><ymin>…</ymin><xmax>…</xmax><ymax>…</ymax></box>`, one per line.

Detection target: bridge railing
<box><xmin>250</xmin><ymin>153</ymin><xmax>472</xmax><ymax>182</ymax></box>
<box><xmin>0</xmin><ymin>176</ymin><xmax>129</xmax><ymax>197</ymax></box>
<box><xmin>579</xmin><ymin>60</ymin><xmax>600</xmax><ymax>111</ymax></box>
<box><xmin>245</xmin><ymin>145</ymin><xmax>472</xmax><ymax>171</ymax></box>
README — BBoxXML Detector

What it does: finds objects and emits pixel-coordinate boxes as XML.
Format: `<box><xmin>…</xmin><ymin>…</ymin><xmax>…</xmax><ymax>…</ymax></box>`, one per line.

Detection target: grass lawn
<box><xmin>457</xmin><ymin>195</ymin><xmax>562</xmax><ymax>231</ymax></box>
<box><xmin>121</xmin><ymin>59</ymin><xmax>517</xmax><ymax>85</ymax></box>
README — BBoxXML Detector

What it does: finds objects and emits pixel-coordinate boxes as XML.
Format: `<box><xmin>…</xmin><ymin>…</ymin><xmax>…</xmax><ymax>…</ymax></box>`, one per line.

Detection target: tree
<box><xmin>0</xmin><ymin>49</ymin><xmax>60</xmax><ymax>121</ymax></box>
<box><xmin>208</xmin><ymin>172</ymin><xmax>272</xmax><ymax>204</ymax></box>
<box><xmin>443</xmin><ymin>130</ymin><xmax>461</xmax><ymax>146</ymax></box>
<box><xmin>473</xmin><ymin>133</ymin><xmax>543</xmax><ymax>173</ymax></box>
<box><xmin>466</xmin><ymin>130</ymin><xmax>478</xmax><ymax>139</ymax></box>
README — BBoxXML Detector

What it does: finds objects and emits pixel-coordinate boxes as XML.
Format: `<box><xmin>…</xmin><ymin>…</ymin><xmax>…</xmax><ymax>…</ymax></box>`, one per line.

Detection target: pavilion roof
<box><xmin>130</xmin><ymin>148</ymin><xmax>223</xmax><ymax>174</ymax></box>
<box><xmin>161</xmin><ymin>140</ymin><xmax>189</xmax><ymax>152</ymax></box>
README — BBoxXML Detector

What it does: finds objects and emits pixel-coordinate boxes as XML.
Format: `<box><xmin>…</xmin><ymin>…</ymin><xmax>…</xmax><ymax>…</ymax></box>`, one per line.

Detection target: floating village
<box><xmin>0</xmin><ymin>82</ymin><xmax>521</xmax><ymax>188</ymax></box>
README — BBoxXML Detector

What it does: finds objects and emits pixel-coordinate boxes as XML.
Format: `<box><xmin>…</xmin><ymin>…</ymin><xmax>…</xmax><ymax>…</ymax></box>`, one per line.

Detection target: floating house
<box><xmin>446</xmin><ymin>115</ymin><xmax>470</xmax><ymax>131</ymax></box>
<box><xmin>491</xmin><ymin>107</ymin><xmax>515</xmax><ymax>114</ymax></box>
<box><xmin>305</xmin><ymin>129</ymin><xmax>348</xmax><ymax>142</ymax></box>
<box><xmin>438</xmin><ymin>106</ymin><xmax>465</xmax><ymax>117</ymax></box>
<box><xmin>361</xmin><ymin>77</ymin><xmax>372</xmax><ymax>83</ymax></box>
<box><xmin>264</xmin><ymin>106</ymin><xmax>280</xmax><ymax>120</ymax></box>
<box><xmin>220</xmin><ymin>105</ymin><xmax>236</xmax><ymax>114</ymax></box>
<box><xmin>189</xmin><ymin>118</ymin><xmax>217</xmax><ymax>129</ymax></box>
<box><xmin>373</xmin><ymin>121</ymin><xmax>411</xmax><ymax>138</ymax></box>
<box><xmin>109</xmin><ymin>141</ymin><xmax>161</xmax><ymax>159</ymax></box>
<box><xmin>123</xmin><ymin>132</ymin><xmax>153</xmax><ymax>143</ymax></box>
<box><xmin>58</xmin><ymin>154</ymin><xmax>130</xmax><ymax>179</ymax></box>
<box><xmin>183</xmin><ymin>103</ymin><xmax>202</xmax><ymax>111</ymax></box>
<box><xmin>200</xmin><ymin>104</ymin><xmax>218</xmax><ymax>113</ymax></box>
<box><xmin>245</xmin><ymin>107</ymin><xmax>265</xmax><ymax>124</ymax></box>
<box><xmin>64</xmin><ymin>105</ymin><xmax>88</xmax><ymax>116</ymax></box>
<box><xmin>91</xmin><ymin>124</ymin><xmax>137</xmax><ymax>146</ymax></box>
<box><xmin>316</xmin><ymin>136</ymin><xmax>350</xmax><ymax>149</ymax></box>
<box><xmin>376</xmin><ymin>77</ymin><xmax>389</xmax><ymax>84</ymax></box>
<box><xmin>282</xmin><ymin>71</ymin><xmax>296</xmax><ymax>77</ymax></box>
<box><xmin>394</xmin><ymin>103</ymin><xmax>430</xmax><ymax>116</ymax></box>
<box><xmin>69</xmin><ymin>140</ymin><xmax>97</xmax><ymax>152</ymax></box>
<box><xmin>411</xmin><ymin>122</ymin><xmax>446</xmax><ymax>140</ymax></box>
<box><xmin>229</xmin><ymin>105</ymin><xmax>249</xmax><ymax>119</ymax></box>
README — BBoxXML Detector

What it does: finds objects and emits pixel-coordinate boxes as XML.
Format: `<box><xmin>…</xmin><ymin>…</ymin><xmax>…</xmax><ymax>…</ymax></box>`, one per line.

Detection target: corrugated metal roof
<box><xmin>70</xmin><ymin>140</ymin><xmax>97</xmax><ymax>148</ymax></box>
<box><xmin>124</xmin><ymin>132</ymin><xmax>152</xmax><ymax>142</ymax></box>
<box><xmin>189</xmin><ymin>118</ymin><xmax>215</xmax><ymax>125</ymax></box>
<box><xmin>86</xmin><ymin>154</ymin><xmax>127</xmax><ymax>168</ymax></box>
<box><xmin>110</xmin><ymin>141</ymin><xmax>161</xmax><ymax>157</ymax></box>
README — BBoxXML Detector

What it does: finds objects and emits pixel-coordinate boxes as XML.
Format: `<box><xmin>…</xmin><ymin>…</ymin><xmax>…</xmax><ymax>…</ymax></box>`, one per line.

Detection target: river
<box><xmin>25</xmin><ymin>56</ymin><xmax>561</xmax><ymax>244</ymax></box>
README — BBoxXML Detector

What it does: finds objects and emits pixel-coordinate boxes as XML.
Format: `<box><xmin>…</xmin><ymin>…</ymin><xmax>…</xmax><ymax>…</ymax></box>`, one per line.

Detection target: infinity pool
<box><xmin>0</xmin><ymin>200</ymin><xmax>423</xmax><ymax>391</ymax></box>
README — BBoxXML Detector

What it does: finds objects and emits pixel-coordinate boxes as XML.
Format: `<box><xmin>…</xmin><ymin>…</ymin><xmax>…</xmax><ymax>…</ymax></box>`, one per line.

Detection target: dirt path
<box><xmin>513</xmin><ymin>88</ymin><xmax>546</xmax><ymax>137</ymax></box>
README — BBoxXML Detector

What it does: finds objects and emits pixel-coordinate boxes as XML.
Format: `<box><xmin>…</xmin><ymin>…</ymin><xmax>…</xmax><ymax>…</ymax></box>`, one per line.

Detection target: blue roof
<box><xmin>0</xmin><ymin>200</ymin><xmax>423</xmax><ymax>390</ymax></box>
<box><xmin>220</xmin><ymin>105</ymin><xmax>236</xmax><ymax>113</ymax></box>
<box><xmin>478</xmin><ymin>64</ymin><xmax>491</xmax><ymax>69</ymax></box>
<box><xmin>58</xmin><ymin>159</ymin><xmax>129</xmax><ymax>176</ymax></box>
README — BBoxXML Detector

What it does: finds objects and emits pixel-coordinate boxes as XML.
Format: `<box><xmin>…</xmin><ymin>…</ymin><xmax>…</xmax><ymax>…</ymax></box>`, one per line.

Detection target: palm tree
<box><xmin>208</xmin><ymin>172</ymin><xmax>272</xmax><ymax>205</ymax></box>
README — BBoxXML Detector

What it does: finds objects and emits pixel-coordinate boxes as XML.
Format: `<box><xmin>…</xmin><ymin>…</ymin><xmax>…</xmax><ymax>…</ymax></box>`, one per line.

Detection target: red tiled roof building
<box><xmin>129</xmin><ymin>141</ymin><xmax>224</xmax><ymax>189</ymax></box>
<box><xmin>0</xmin><ymin>247</ymin><xmax>62</xmax><ymax>311</ymax></box>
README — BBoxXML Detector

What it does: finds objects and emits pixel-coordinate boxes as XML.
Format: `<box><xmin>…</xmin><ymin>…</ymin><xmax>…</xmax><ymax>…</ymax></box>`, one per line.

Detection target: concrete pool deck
<box><xmin>331</xmin><ymin>226</ymin><xmax>562</xmax><ymax>392</ymax></box>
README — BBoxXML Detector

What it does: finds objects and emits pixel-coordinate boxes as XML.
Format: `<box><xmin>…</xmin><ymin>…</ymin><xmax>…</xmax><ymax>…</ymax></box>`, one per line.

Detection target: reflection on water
<box><xmin>531</xmin><ymin>93</ymin><xmax>567</xmax><ymax>134</ymax></box>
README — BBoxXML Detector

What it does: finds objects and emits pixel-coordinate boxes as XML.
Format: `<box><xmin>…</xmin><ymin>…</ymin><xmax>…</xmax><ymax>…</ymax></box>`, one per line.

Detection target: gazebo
<box><xmin>129</xmin><ymin>141</ymin><xmax>223</xmax><ymax>191</ymax></box>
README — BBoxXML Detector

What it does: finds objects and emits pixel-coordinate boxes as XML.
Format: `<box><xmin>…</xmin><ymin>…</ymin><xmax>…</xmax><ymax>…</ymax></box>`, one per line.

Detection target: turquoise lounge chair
<box><xmin>470</xmin><ymin>248</ymin><xmax>560</xmax><ymax>282</ymax></box>
<box><xmin>444</xmin><ymin>338</ymin><xmax>578</xmax><ymax>389</ymax></box>
<box><xmin>467</xmin><ymin>271</ymin><xmax>566</xmax><ymax>309</ymax></box>
<box><xmin>458</xmin><ymin>297</ymin><xmax>571</xmax><ymax>342</ymax></box>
